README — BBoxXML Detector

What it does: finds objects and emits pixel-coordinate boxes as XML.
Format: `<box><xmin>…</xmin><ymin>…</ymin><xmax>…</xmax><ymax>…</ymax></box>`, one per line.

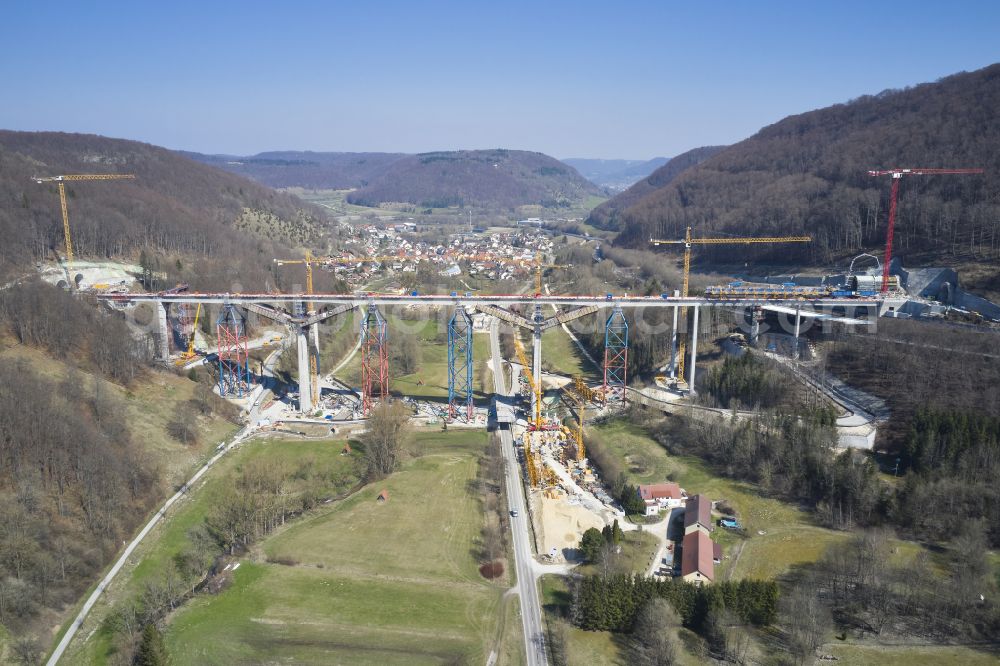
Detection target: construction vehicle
<box><xmin>31</xmin><ymin>174</ymin><xmax>136</xmax><ymax>281</ymax></box>
<box><xmin>868</xmin><ymin>168</ymin><xmax>983</xmax><ymax>293</ymax></box>
<box><xmin>650</xmin><ymin>227</ymin><xmax>811</xmax><ymax>387</ymax></box>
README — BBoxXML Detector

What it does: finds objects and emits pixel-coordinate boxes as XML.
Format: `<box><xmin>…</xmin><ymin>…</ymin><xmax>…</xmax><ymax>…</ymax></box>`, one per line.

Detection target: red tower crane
<box><xmin>868</xmin><ymin>168</ymin><xmax>984</xmax><ymax>293</ymax></box>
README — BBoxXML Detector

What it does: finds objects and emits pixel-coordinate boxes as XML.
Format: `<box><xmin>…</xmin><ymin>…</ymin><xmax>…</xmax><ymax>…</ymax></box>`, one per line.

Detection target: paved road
<box><xmin>490</xmin><ymin>318</ymin><xmax>547</xmax><ymax>666</ymax></box>
<box><xmin>499</xmin><ymin>424</ymin><xmax>547</xmax><ymax>666</ymax></box>
<box><xmin>47</xmin><ymin>345</ymin><xmax>284</xmax><ymax>665</ymax></box>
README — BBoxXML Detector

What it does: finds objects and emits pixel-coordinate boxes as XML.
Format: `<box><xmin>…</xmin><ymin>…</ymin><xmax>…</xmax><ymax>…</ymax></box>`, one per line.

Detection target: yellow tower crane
<box><xmin>650</xmin><ymin>227</ymin><xmax>811</xmax><ymax>384</ymax></box>
<box><xmin>513</xmin><ymin>334</ymin><xmax>542</xmax><ymax>428</ymax></box>
<box><xmin>567</xmin><ymin>393</ymin><xmax>587</xmax><ymax>461</ymax></box>
<box><xmin>31</xmin><ymin>174</ymin><xmax>136</xmax><ymax>275</ymax></box>
<box><xmin>575</xmin><ymin>398</ymin><xmax>585</xmax><ymax>461</ymax></box>
<box><xmin>521</xmin><ymin>254</ymin><xmax>569</xmax><ymax>296</ymax></box>
<box><xmin>274</xmin><ymin>250</ymin><xmax>322</xmax><ymax>406</ymax></box>
<box><xmin>563</xmin><ymin>378</ymin><xmax>589</xmax><ymax>461</ymax></box>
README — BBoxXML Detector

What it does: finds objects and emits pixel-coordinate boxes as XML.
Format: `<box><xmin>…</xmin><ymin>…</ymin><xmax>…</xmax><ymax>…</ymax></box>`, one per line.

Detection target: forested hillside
<box><xmin>597</xmin><ymin>64</ymin><xmax>1000</xmax><ymax>269</ymax></box>
<box><xmin>0</xmin><ymin>281</ymin><xmax>237</xmax><ymax>660</ymax></box>
<box><xmin>180</xmin><ymin>150</ymin><xmax>408</xmax><ymax>189</ymax></box>
<box><xmin>185</xmin><ymin>148</ymin><xmax>603</xmax><ymax>211</ymax></box>
<box><xmin>587</xmin><ymin>145</ymin><xmax>726</xmax><ymax>229</ymax></box>
<box><xmin>0</xmin><ymin>131</ymin><xmax>327</xmax><ymax>288</ymax></box>
<box><xmin>345</xmin><ymin>149</ymin><xmax>602</xmax><ymax>209</ymax></box>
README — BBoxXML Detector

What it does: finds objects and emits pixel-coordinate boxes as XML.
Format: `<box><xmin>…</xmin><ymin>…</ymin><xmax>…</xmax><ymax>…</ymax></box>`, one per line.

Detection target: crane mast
<box><xmin>513</xmin><ymin>335</ymin><xmax>542</xmax><ymax>428</ymax></box>
<box><xmin>650</xmin><ymin>227</ymin><xmax>811</xmax><ymax>384</ymax></box>
<box><xmin>868</xmin><ymin>168</ymin><xmax>984</xmax><ymax>293</ymax></box>
<box><xmin>31</xmin><ymin>174</ymin><xmax>136</xmax><ymax>279</ymax></box>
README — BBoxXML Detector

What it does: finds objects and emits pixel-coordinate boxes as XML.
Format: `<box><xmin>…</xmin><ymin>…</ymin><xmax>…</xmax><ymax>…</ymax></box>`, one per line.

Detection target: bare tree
<box><xmin>631</xmin><ymin>597</ymin><xmax>681</xmax><ymax>666</ymax></box>
<box><xmin>362</xmin><ymin>401</ymin><xmax>412</xmax><ymax>479</ymax></box>
<box><xmin>10</xmin><ymin>637</ymin><xmax>41</xmax><ymax>666</ymax></box>
<box><xmin>783</xmin><ymin>577</ymin><xmax>831</xmax><ymax>664</ymax></box>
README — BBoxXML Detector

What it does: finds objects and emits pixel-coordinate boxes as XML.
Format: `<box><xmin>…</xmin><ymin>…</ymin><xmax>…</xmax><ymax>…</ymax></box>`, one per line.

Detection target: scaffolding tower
<box><xmin>173</xmin><ymin>303</ymin><xmax>194</xmax><ymax>353</ymax></box>
<box><xmin>603</xmin><ymin>306</ymin><xmax>628</xmax><ymax>405</ymax></box>
<box><xmin>216</xmin><ymin>303</ymin><xmax>250</xmax><ymax>397</ymax></box>
<box><xmin>447</xmin><ymin>306</ymin><xmax>474</xmax><ymax>421</ymax></box>
<box><xmin>360</xmin><ymin>305</ymin><xmax>389</xmax><ymax>415</ymax></box>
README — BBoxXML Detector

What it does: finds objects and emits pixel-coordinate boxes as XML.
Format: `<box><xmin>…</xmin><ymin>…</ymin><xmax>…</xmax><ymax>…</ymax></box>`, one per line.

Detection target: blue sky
<box><xmin>1</xmin><ymin>1</ymin><xmax>997</xmax><ymax>159</ymax></box>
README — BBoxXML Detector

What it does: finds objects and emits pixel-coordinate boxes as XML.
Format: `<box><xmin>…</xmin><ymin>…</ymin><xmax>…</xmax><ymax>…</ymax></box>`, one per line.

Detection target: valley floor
<box><xmin>62</xmin><ymin>430</ymin><xmax>522</xmax><ymax>666</ymax></box>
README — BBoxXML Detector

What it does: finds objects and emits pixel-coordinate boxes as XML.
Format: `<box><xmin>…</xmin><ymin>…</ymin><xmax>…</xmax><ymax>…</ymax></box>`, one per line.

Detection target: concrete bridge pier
<box><xmin>669</xmin><ymin>289</ymin><xmax>679</xmax><ymax>379</ymax></box>
<box><xmin>688</xmin><ymin>305</ymin><xmax>700</xmax><ymax>395</ymax></box>
<box><xmin>793</xmin><ymin>306</ymin><xmax>801</xmax><ymax>360</ymax></box>
<box><xmin>297</xmin><ymin>327</ymin><xmax>313</xmax><ymax>413</ymax></box>
<box><xmin>311</xmin><ymin>321</ymin><xmax>321</xmax><ymax>375</ymax></box>
<box><xmin>531</xmin><ymin>304</ymin><xmax>544</xmax><ymax>421</ymax></box>
<box><xmin>156</xmin><ymin>302</ymin><xmax>170</xmax><ymax>361</ymax></box>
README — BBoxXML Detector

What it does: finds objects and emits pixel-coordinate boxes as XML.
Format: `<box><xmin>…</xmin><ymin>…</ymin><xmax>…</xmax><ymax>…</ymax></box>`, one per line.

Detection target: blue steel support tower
<box><xmin>448</xmin><ymin>306</ymin><xmax>474</xmax><ymax>421</ymax></box>
<box><xmin>603</xmin><ymin>306</ymin><xmax>628</xmax><ymax>405</ymax></box>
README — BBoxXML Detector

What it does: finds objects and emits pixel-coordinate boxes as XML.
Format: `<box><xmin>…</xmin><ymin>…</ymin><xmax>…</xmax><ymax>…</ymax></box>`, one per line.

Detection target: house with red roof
<box><xmin>637</xmin><ymin>482</ymin><xmax>684</xmax><ymax>516</ymax></box>
<box><xmin>681</xmin><ymin>529</ymin><xmax>716</xmax><ymax>585</ymax></box>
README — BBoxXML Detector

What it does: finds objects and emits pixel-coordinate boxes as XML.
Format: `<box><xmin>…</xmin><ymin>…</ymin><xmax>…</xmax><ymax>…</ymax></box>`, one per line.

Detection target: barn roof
<box><xmin>684</xmin><ymin>494</ymin><xmax>712</xmax><ymax>530</ymax></box>
<box><xmin>681</xmin><ymin>530</ymin><xmax>715</xmax><ymax>581</ymax></box>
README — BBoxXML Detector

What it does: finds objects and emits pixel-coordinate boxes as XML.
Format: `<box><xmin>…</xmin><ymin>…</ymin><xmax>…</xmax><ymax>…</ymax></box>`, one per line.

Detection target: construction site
<box><xmin>18</xmin><ymin>147</ymin><xmax>1000</xmax><ymax>666</ymax></box>
<box><xmin>33</xmin><ymin>166</ymin><xmax>991</xmax><ymax>559</ymax></box>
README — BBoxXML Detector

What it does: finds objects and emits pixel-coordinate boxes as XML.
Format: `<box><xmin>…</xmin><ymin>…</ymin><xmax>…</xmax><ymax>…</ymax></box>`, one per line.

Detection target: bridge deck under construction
<box><xmin>103</xmin><ymin>291</ymin><xmax>879</xmax><ymax>312</ymax></box>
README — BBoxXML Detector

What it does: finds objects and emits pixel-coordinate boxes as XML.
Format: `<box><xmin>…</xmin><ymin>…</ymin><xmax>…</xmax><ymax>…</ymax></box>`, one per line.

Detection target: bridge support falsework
<box><xmin>603</xmin><ymin>305</ymin><xmax>628</xmax><ymax>405</ymax></box>
<box><xmin>217</xmin><ymin>303</ymin><xmax>250</xmax><ymax>397</ymax></box>
<box><xmin>750</xmin><ymin>306</ymin><xmax>761</xmax><ymax>345</ymax></box>
<box><xmin>360</xmin><ymin>305</ymin><xmax>389</xmax><ymax>416</ymax></box>
<box><xmin>448</xmin><ymin>306</ymin><xmax>474</xmax><ymax>421</ymax></box>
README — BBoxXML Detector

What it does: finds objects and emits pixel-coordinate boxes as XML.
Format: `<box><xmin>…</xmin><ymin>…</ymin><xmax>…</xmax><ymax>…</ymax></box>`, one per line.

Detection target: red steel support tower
<box><xmin>216</xmin><ymin>303</ymin><xmax>250</xmax><ymax>397</ymax></box>
<box><xmin>868</xmin><ymin>168</ymin><xmax>983</xmax><ymax>293</ymax></box>
<box><xmin>360</xmin><ymin>305</ymin><xmax>389</xmax><ymax>415</ymax></box>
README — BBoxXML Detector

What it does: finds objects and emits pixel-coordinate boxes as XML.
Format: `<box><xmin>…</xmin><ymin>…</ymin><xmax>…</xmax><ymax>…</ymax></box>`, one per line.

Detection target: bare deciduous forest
<box><xmin>345</xmin><ymin>149</ymin><xmax>602</xmax><ymax>209</ymax></box>
<box><xmin>0</xmin><ymin>281</ymin><xmax>238</xmax><ymax>655</ymax></box>
<box><xmin>0</xmin><ymin>130</ymin><xmax>330</xmax><ymax>289</ymax></box>
<box><xmin>598</xmin><ymin>64</ymin><xmax>1000</xmax><ymax>272</ymax></box>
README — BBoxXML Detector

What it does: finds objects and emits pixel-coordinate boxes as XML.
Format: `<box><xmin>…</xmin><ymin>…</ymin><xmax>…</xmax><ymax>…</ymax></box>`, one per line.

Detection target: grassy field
<box><xmin>497</xmin><ymin>596</ymin><xmax>526</xmax><ymax>665</ymax></box>
<box><xmin>539</xmin><ymin>325</ymin><xmax>599</xmax><ymax>380</ymax></box>
<box><xmin>65</xmin><ymin>437</ymin><xmax>363</xmax><ymax>664</ymax></box>
<box><xmin>824</xmin><ymin>642</ymin><xmax>1000</xmax><ymax>665</ymax></box>
<box><xmin>592</xmin><ymin>419</ymin><xmax>850</xmax><ymax>580</ymax></box>
<box><xmin>337</xmin><ymin>310</ymin><xmax>491</xmax><ymax>403</ymax></box>
<box><xmin>293</xmin><ymin>188</ymin><xmax>398</xmax><ymax>219</ymax></box>
<box><xmin>318</xmin><ymin>308</ymin><xmax>362</xmax><ymax>371</ymax></box>
<box><xmin>159</xmin><ymin>429</ymin><xmax>517</xmax><ymax>665</ymax></box>
<box><xmin>575</xmin><ymin>531</ymin><xmax>661</xmax><ymax>577</ymax></box>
